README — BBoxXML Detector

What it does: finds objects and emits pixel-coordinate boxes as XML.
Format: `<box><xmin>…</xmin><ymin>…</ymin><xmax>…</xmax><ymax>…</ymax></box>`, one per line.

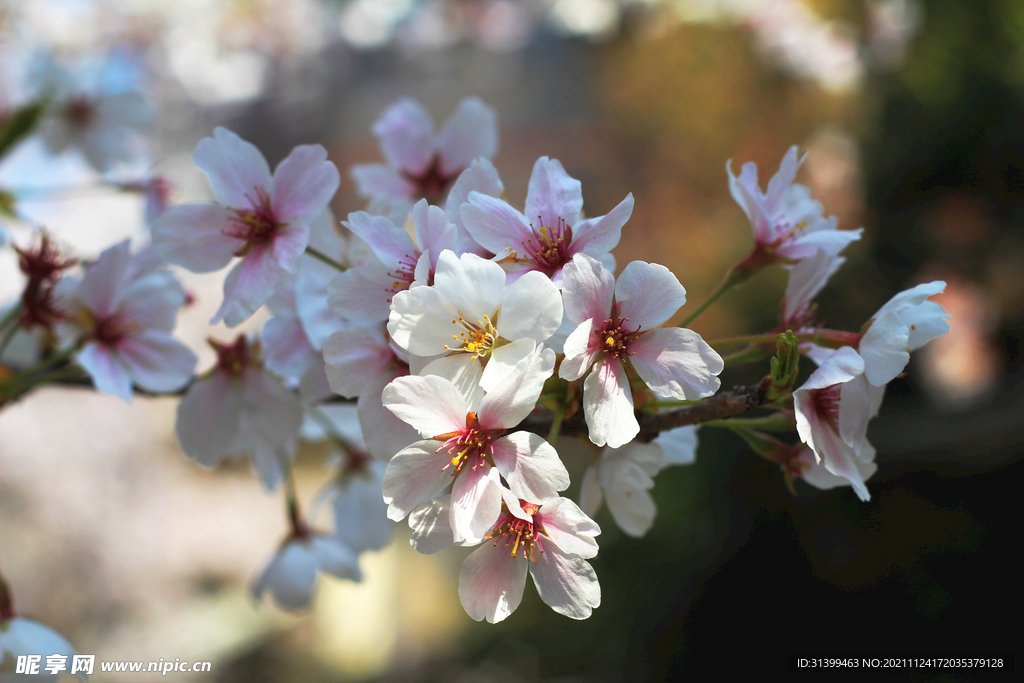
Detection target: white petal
<box><xmin>76</xmin><ymin>342</ymin><xmax>133</xmax><ymax>401</ymax></box>
<box><xmin>409</xmin><ymin>496</ymin><xmax>459</xmax><ymax>554</ymax></box>
<box><xmin>479</xmin><ymin>338</ymin><xmax>535</xmax><ymax>393</ymax></box>
<box><xmin>615</xmin><ymin>261</ymin><xmax>686</xmax><ymax>328</ymax></box>
<box><xmin>445</xmin><ymin>158</ymin><xmax>504</xmax><ymax>234</ymax></box>
<box><xmin>859</xmin><ymin>309</ymin><xmax>910</xmax><ymax>386</ymax></box>
<box><xmin>655</xmin><ymin>425</ymin><xmax>699</xmax><ymax>466</ymax></box>
<box><xmin>459</xmin><ymin>193</ymin><xmax>534</xmax><ymax>256</ymax></box>
<box><xmin>529</xmin><ymin>544</ymin><xmax>600</xmax><ymax>620</ymax></box>
<box><xmin>432</xmin><ymin>251</ymin><xmax>506</xmax><ymax>323</ymax></box>
<box><xmin>450</xmin><ymin>464</ymin><xmax>503</xmax><ymax>544</ymax></box>
<box><xmin>606</xmin><ymin>487</ymin><xmax>656</xmax><ymax>538</ymax></box>
<box><xmin>498</xmin><ymin>270</ymin><xmax>564</xmax><ymax>342</ymax></box>
<box><xmin>176</xmin><ymin>373</ymin><xmax>244</xmax><ymax>467</ymax></box>
<box><xmin>477</xmin><ymin>345</ymin><xmax>555</xmax><ymax>429</ymax></box>
<box><xmin>798</xmin><ymin>346</ymin><xmax>865</xmax><ymax>392</ymax></box>
<box><xmin>323</xmin><ymin>325</ymin><xmax>394</xmax><ymax>397</ymax></box>
<box><xmin>252</xmin><ymin>541</ymin><xmax>317</xmax><ymax>610</ymax></box>
<box><xmin>537</xmin><ymin>497</ymin><xmax>601</xmax><ymax>559</ymax></box>
<box><xmin>331</xmin><ymin>463</ymin><xmax>392</xmax><ymax>553</ymax></box>
<box><xmin>579</xmin><ymin>464</ymin><xmax>603</xmax><ymax>517</ymax></box>
<box><xmin>382</xmin><ymin>374</ymin><xmax>467</xmax><ymax>437</ymax></box>
<box><xmin>387</xmin><ymin>285</ymin><xmax>461</xmax><ymax>356</ymax></box>
<box><xmin>243</xmin><ymin>370</ymin><xmax>304</xmax><ymax>448</ymax></box>
<box><xmin>571</xmin><ymin>193</ymin><xmax>634</xmax><ymax>257</ymax></box>
<box><xmin>150</xmin><ymin>203</ymin><xmax>241</xmax><ymax>272</ymax></box>
<box><xmin>310</xmin><ymin>535</ymin><xmax>362</xmax><ymax>582</ymax></box>
<box><xmin>562</xmin><ymin>253</ymin><xmax>614</xmax><ymax>325</ymax></box>
<box><xmin>382</xmin><ymin>441</ymin><xmax>454</xmax><ymax>520</ymax></box>
<box><xmin>583</xmin><ymin>359</ymin><xmax>638</xmax><ymax>448</ymax></box>
<box><xmin>629</xmin><ymin>328</ymin><xmax>723</xmax><ymax>400</ymax></box>
<box><xmin>343</xmin><ymin>211</ymin><xmax>418</xmax><ymax>268</ymax></box>
<box><xmin>351</xmin><ymin>163</ymin><xmax>414</xmax><ymax>201</ymax></box>
<box><xmin>357</xmin><ymin>367</ymin><xmax>421</xmax><ymax>461</ymax></box>
<box><xmin>559</xmin><ymin>318</ymin><xmax>597</xmax><ymax>382</ymax></box>
<box><xmin>491</xmin><ymin>432</ymin><xmax>569</xmax><ymax>503</ymax></box>
<box><xmin>458</xmin><ymin>541</ymin><xmax>529</xmax><ymax>623</ymax></box>
<box><xmin>117</xmin><ymin>330</ymin><xmax>197</xmax><ymax>393</ymax></box>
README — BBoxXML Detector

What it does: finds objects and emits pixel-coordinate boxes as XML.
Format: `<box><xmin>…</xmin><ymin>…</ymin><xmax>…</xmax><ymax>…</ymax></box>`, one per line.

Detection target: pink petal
<box><xmin>445</xmin><ymin>158</ymin><xmax>504</xmax><ymax>237</ymax></box>
<box><xmin>271</xmin><ymin>144</ymin><xmax>340</xmax><ymax>223</ymax></box>
<box><xmin>151</xmin><ymin>203</ymin><xmax>242</xmax><ymax>272</ymax></box>
<box><xmin>373</xmin><ymin>97</ymin><xmax>436</xmax><ymax>174</ymax></box>
<box><xmin>535</xmin><ymin>497</ymin><xmax>601</xmax><ymax>559</ymax></box>
<box><xmin>193</xmin><ymin>127</ymin><xmax>272</xmax><ymax>209</ymax></box>
<box><xmin>382</xmin><ymin>374</ymin><xmax>468</xmax><ymax>438</ymax></box>
<box><xmin>117</xmin><ymin>329</ymin><xmax>197</xmax><ymax>394</ymax></box>
<box><xmin>459</xmin><ymin>193</ymin><xmax>535</xmax><ymax>257</ymax></box>
<box><xmin>75</xmin><ymin>240</ymin><xmax>131</xmax><ymax>317</ymax></box>
<box><xmin>351</xmin><ymin>163</ymin><xmax>415</xmax><ymax>202</ymax></box>
<box><xmin>323</xmin><ymin>325</ymin><xmax>394</xmax><ymax>398</ymax></box>
<box><xmin>357</xmin><ymin>366</ymin><xmax>421</xmax><ymax>461</ymax></box>
<box><xmin>524</xmin><ymin>157</ymin><xmax>583</xmax><ymax>232</ymax></box>
<box><xmin>438</xmin><ymin>97</ymin><xmax>499</xmax><ymax>176</ymax></box>
<box><xmin>328</xmin><ymin>261</ymin><xmax>395</xmax><ymax>325</ymax></box>
<box><xmin>176</xmin><ymin>373</ymin><xmax>245</xmax><ymax>467</ymax></box>
<box><xmin>570</xmin><ymin>192</ymin><xmax>634</xmax><ymax>257</ymax></box>
<box><xmin>343</xmin><ymin>211</ymin><xmax>418</xmax><ymax>268</ymax></box>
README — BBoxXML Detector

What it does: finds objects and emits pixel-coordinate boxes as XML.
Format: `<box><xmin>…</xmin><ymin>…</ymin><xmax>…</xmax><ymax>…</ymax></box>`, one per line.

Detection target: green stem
<box><xmin>0</xmin><ymin>304</ymin><xmax>22</xmax><ymax>335</ymax></box>
<box><xmin>548</xmin><ymin>395</ymin><xmax>568</xmax><ymax>443</ymax></box>
<box><xmin>305</xmin><ymin>246</ymin><xmax>347</xmax><ymax>273</ymax></box>
<box><xmin>279</xmin><ymin>451</ymin><xmax>304</xmax><ymax>537</ymax></box>
<box><xmin>679</xmin><ymin>268</ymin><xmax>744</xmax><ymax>329</ymax></box>
<box><xmin>701</xmin><ymin>413</ymin><xmax>795</xmax><ymax>432</ymax></box>
<box><xmin>720</xmin><ymin>344</ymin><xmax>773</xmax><ymax>365</ymax></box>
<box><xmin>0</xmin><ymin>324</ymin><xmax>20</xmax><ymax>362</ymax></box>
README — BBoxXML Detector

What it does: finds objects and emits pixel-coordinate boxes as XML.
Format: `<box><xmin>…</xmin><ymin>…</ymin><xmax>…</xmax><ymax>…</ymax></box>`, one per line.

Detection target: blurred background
<box><xmin>0</xmin><ymin>0</ymin><xmax>1020</xmax><ymax>680</ymax></box>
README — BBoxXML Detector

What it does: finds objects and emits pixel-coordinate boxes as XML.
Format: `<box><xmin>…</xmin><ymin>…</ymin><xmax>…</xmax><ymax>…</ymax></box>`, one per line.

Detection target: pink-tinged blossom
<box><xmin>458</xmin><ymin>495</ymin><xmax>601</xmax><ymax>623</ymax></box>
<box><xmin>318</xmin><ymin>451</ymin><xmax>393</xmax><ymax>555</ymax></box>
<box><xmin>388</xmin><ymin>250</ymin><xmax>563</xmax><ymax>395</ymax></box>
<box><xmin>857</xmin><ymin>281</ymin><xmax>950</xmax><ymax>386</ymax></box>
<box><xmin>780</xmin><ymin>249</ymin><xmax>845</xmax><ymax>331</ymax></box>
<box><xmin>322</xmin><ymin>323</ymin><xmax>419</xmax><ymax>461</ymax></box>
<box><xmin>559</xmin><ymin>254</ymin><xmax>723</xmax><ymax>448</ymax></box>
<box><xmin>33</xmin><ymin>54</ymin><xmax>150</xmax><ymax>172</ymax></box>
<box><xmin>176</xmin><ymin>335</ymin><xmax>303</xmax><ymax>490</ymax></box>
<box><xmin>0</xmin><ymin>617</ymin><xmax>84</xmax><ymax>681</ymax></box>
<box><xmin>728</xmin><ymin>146</ymin><xmax>861</xmax><ymax>266</ymax></box>
<box><xmin>61</xmin><ymin>240</ymin><xmax>196</xmax><ymax>402</ymax></box>
<box><xmin>793</xmin><ymin>347</ymin><xmax>884</xmax><ymax>501</ymax></box>
<box><xmin>794</xmin><ymin>443</ymin><xmax>877</xmax><ymax>498</ymax></box>
<box><xmin>351</xmin><ymin>97</ymin><xmax>498</xmax><ymax>213</ymax></box>
<box><xmin>151</xmin><ymin>127</ymin><xmax>340</xmax><ymax>327</ymax></box>
<box><xmin>252</xmin><ymin>533</ymin><xmax>360</xmax><ymax>611</ymax></box>
<box><xmin>381</xmin><ymin>347</ymin><xmax>567</xmax><ymax>544</ymax></box>
<box><xmin>579</xmin><ymin>426</ymin><xmax>698</xmax><ymax>538</ymax></box>
<box><xmin>330</xmin><ymin>199</ymin><xmax>480</xmax><ymax>325</ymax></box>
<box><xmin>261</xmin><ymin>285</ymin><xmax>331</xmax><ymax>402</ymax></box>
<box><xmin>460</xmin><ymin>157</ymin><xmax>633</xmax><ymax>285</ymax></box>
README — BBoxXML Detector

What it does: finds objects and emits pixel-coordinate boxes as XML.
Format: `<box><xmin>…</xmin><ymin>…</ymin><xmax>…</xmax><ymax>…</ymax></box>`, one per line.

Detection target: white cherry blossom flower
<box><xmin>381</xmin><ymin>346</ymin><xmax>567</xmax><ymax>544</ymax></box>
<box><xmin>794</xmin><ymin>443</ymin><xmax>877</xmax><ymax>498</ymax></box>
<box><xmin>0</xmin><ymin>617</ymin><xmax>83</xmax><ymax>681</ymax></box>
<box><xmin>175</xmin><ymin>335</ymin><xmax>303</xmax><ymax>490</ymax></box>
<box><xmin>728</xmin><ymin>146</ymin><xmax>861</xmax><ymax>265</ymax></box>
<box><xmin>559</xmin><ymin>254</ymin><xmax>723</xmax><ymax>448</ymax></box>
<box><xmin>793</xmin><ymin>347</ymin><xmax>884</xmax><ymax>501</ymax></box>
<box><xmin>151</xmin><ymin>127</ymin><xmax>340</xmax><ymax>326</ymax></box>
<box><xmin>388</xmin><ymin>250</ymin><xmax>563</xmax><ymax>395</ymax></box>
<box><xmin>351</xmin><ymin>97</ymin><xmax>498</xmax><ymax>214</ymax></box>
<box><xmin>261</xmin><ymin>285</ymin><xmax>331</xmax><ymax>402</ymax></box>
<box><xmin>318</xmin><ymin>451</ymin><xmax>392</xmax><ymax>555</ymax></box>
<box><xmin>459</xmin><ymin>495</ymin><xmax>601</xmax><ymax>623</ymax></box>
<box><xmin>62</xmin><ymin>240</ymin><xmax>196</xmax><ymax>401</ymax></box>
<box><xmin>857</xmin><ymin>281</ymin><xmax>950</xmax><ymax>386</ymax></box>
<box><xmin>460</xmin><ymin>156</ymin><xmax>633</xmax><ymax>285</ymax></box>
<box><xmin>780</xmin><ymin>248</ymin><xmax>845</xmax><ymax>331</ymax></box>
<box><xmin>252</xmin><ymin>533</ymin><xmax>360</xmax><ymax>611</ymax></box>
<box><xmin>579</xmin><ymin>426</ymin><xmax>698</xmax><ymax>538</ymax></box>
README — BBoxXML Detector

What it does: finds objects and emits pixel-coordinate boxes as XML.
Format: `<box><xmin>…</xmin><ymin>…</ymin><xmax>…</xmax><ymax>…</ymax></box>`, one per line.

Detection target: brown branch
<box><xmin>522</xmin><ymin>379</ymin><xmax>772</xmax><ymax>443</ymax></box>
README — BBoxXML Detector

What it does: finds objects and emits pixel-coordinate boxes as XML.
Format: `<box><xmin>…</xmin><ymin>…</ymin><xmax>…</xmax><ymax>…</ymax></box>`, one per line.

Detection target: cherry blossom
<box><xmin>351</xmin><ymin>97</ymin><xmax>498</xmax><ymax>214</ymax></box>
<box><xmin>318</xmin><ymin>451</ymin><xmax>392</xmax><ymax>555</ymax></box>
<box><xmin>388</xmin><ymin>249</ymin><xmax>563</xmax><ymax>394</ymax></box>
<box><xmin>458</xmin><ymin>495</ymin><xmax>601</xmax><ymax>623</ymax></box>
<box><xmin>61</xmin><ymin>240</ymin><xmax>196</xmax><ymax>401</ymax></box>
<box><xmin>728</xmin><ymin>146</ymin><xmax>861</xmax><ymax>265</ymax></box>
<box><xmin>33</xmin><ymin>54</ymin><xmax>150</xmax><ymax>172</ymax></box>
<box><xmin>252</xmin><ymin>533</ymin><xmax>360</xmax><ymax>611</ymax></box>
<box><xmin>175</xmin><ymin>335</ymin><xmax>303</xmax><ymax>490</ymax></box>
<box><xmin>151</xmin><ymin>127</ymin><xmax>339</xmax><ymax>326</ymax></box>
<box><xmin>560</xmin><ymin>254</ymin><xmax>723</xmax><ymax>448</ymax></box>
<box><xmin>460</xmin><ymin>156</ymin><xmax>633</xmax><ymax>285</ymax></box>
<box><xmin>381</xmin><ymin>346</ymin><xmax>567</xmax><ymax>544</ymax></box>
<box><xmin>579</xmin><ymin>426</ymin><xmax>698</xmax><ymax>537</ymax></box>
<box><xmin>794</xmin><ymin>443</ymin><xmax>878</xmax><ymax>498</ymax></box>
<box><xmin>780</xmin><ymin>248</ymin><xmax>845</xmax><ymax>331</ymax></box>
<box><xmin>793</xmin><ymin>347</ymin><xmax>883</xmax><ymax>501</ymax></box>
<box><xmin>857</xmin><ymin>281</ymin><xmax>950</xmax><ymax>386</ymax></box>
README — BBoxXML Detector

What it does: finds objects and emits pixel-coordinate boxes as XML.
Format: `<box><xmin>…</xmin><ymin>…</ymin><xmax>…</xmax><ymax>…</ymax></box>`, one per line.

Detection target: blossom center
<box><xmin>433</xmin><ymin>411</ymin><xmax>503</xmax><ymax>476</ymax></box>
<box><xmin>593</xmin><ymin>316</ymin><xmax>642</xmax><ymax>361</ymax></box>
<box><xmin>486</xmin><ymin>502</ymin><xmax>545</xmax><ymax>560</ymax></box>
<box><xmin>812</xmin><ymin>384</ymin><xmax>842</xmax><ymax>430</ymax></box>
<box><xmin>521</xmin><ymin>217</ymin><xmax>573</xmax><ymax>272</ymax></box>
<box><xmin>224</xmin><ymin>187</ymin><xmax>283</xmax><ymax>249</ymax></box>
<box><xmin>444</xmin><ymin>315</ymin><xmax>498</xmax><ymax>360</ymax></box>
<box><xmin>403</xmin><ymin>155</ymin><xmax>457</xmax><ymax>202</ymax></box>
<box><xmin>64</xmin><ymin>97</ymin><xmax>95</xmax><ymax>129</ymax></box>
<box><xmin>385</xmin><ymin>252</ymin><xmax>419</xmax><ymax>298</ymax></box>
<box><xmin>210</xmin><ymin>335</ymin><xmax>257</xmax><ymax>377</ymax></box>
